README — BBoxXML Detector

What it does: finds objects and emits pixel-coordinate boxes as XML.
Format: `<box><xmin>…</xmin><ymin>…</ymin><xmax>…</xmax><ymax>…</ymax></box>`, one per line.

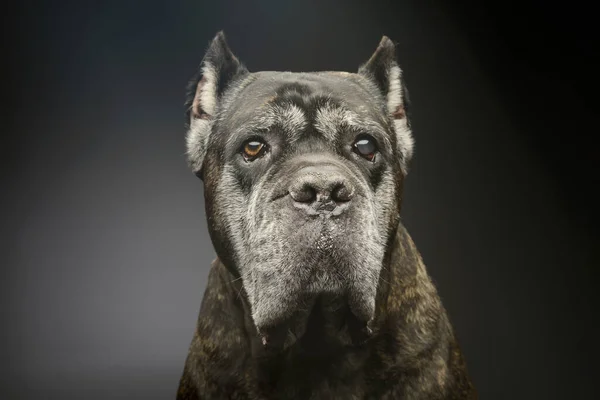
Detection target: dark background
<box><xmin>3</xmin><ymin>0</ymin><xmax>596</xmax><ymax>399</ymax></box>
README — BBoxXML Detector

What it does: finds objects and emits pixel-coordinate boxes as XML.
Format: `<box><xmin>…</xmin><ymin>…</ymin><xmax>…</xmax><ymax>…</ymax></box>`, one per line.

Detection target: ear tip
<box><xmin>205</xmin><ymin>30</ymin><xmax>235</xmax><ymax>61</ymax></box>
<box><xmin>379</xmin><ymin>35</ymin><xmax>396</xmax><ymax>50</ymax></box>
<box><xmin>212</xmin><ymin>30</ymin><xmax>228</xmax><ymax>46</ymax></box>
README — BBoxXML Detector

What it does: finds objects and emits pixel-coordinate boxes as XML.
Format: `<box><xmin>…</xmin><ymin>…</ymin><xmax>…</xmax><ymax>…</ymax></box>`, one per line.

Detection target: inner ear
<box><xmin>391</xmin><ymin>104</ymin><xmax>405</xmax><ymax>120</ymax></box>
<box><xmin>192</xmin><ymin>76</ymin><xmax>211</xmax><ymax>120</ymax></box>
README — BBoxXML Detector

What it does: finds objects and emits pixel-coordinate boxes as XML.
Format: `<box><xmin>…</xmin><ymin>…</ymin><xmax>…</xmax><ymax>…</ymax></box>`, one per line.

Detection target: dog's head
<box><xmin>185</xmin><ymin>32</ymin><xmax>414</xmax><ymax>347</ymax></box>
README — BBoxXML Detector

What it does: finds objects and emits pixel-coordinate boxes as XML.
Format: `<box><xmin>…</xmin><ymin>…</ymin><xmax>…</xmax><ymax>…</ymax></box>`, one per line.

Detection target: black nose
<box><xmin>289</xmin><ymin>166</ymin><xmax>355</xmax><ymax>213</ymax></box>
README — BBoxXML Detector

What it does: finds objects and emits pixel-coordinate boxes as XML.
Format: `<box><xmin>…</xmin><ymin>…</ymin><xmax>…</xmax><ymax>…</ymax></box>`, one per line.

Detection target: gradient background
<box><xmin>3</xmin><ymin>1</ymin><xmax>596</xmax><ymax>399</ymax></box>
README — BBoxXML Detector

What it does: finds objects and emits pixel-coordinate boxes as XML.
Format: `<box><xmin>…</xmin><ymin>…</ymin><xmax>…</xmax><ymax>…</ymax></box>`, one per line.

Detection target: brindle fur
<box><xmin>177</xmin><ymin>32</ymin><xmax>476</xmax><ymax>399</ymax></box>
<box><xmin>177</xmin><ymin>225</ymin><xmax>475</xmax><ymax>399</ymax></box>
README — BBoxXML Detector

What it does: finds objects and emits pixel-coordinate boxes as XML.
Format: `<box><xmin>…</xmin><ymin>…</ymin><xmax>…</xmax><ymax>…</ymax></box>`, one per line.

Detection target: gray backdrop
<box><xmin>3</xmin><ymin>0</ymin><xmax>596</xmax><ymax>399</ymax></box>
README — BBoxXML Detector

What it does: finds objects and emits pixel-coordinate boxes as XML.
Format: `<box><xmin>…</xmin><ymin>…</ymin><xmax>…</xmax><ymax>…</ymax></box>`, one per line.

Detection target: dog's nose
<box><xmin>289</xmin><ymin>166</ymin><xmax>355</xmax><ymax>213</ymax></box>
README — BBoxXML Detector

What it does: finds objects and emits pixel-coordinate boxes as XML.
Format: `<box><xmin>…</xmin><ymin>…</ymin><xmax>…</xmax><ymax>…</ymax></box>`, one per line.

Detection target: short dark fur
<box><xmin>177</xmin><ymin>31</ymin><xmax>476</xmax><ymax>399</ymax></box>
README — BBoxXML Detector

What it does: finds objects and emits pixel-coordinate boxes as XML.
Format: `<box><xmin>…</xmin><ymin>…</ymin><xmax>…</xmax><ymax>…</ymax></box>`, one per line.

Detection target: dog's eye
<box><xmin>353</xmin><ymin>135</ymin><xmax>377</xmax><ymax>162</ymax></box>
<box><xmin>242</xmin><ymin>140</ymin><xmax>268</xmax><ymax>161</ymax></box>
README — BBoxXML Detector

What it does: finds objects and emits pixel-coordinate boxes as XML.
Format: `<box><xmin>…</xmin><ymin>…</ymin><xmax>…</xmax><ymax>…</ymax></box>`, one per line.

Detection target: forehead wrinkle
<box><xmin>226</xmin><ymin>101</ymin><xmax>307</xmax><ymax>147</ymax></box>
<box><xmin>313</xmin><ymin>102</ymin><xmax>344</xmax><ymax>142</ymax></box>
<box><xmin>226</xmin><ymin>105</ymin><xmax>273</xmax><ymax>147</ymax></box>
<box><xmin>270</xmin><ymin>103</ymin><xmax>307</xmax><ymax>143</ymax></box>
<box><xmin>314</xmin><ymin>102</ymin><xmax>391</xmax><ymax>149</ymax></box>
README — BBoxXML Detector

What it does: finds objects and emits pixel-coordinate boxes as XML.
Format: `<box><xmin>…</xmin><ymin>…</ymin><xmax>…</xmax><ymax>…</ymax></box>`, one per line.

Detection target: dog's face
<box><xmin>185</xmin><ymin>32</ymin><xmax>414</xmax><ymax>344</ymax></box>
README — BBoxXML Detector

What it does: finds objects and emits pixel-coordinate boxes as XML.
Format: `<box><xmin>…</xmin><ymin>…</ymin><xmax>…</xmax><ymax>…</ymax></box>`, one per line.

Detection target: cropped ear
<box><xmin>184</xmin><ymin>31</ymin><xmax>248</xmax><ymax>178</ymax></box>
<box><xmin>358</xmin><ymin>36</ymin><xmax>413</xmax><ymax>173</ymax></box>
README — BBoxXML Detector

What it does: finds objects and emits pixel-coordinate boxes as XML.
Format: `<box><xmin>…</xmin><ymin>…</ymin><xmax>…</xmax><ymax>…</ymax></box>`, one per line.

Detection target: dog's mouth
<box><xmin>255</xmin><ymin>294</ymin><xmax>374</xmax><ymax>356</ymax></box>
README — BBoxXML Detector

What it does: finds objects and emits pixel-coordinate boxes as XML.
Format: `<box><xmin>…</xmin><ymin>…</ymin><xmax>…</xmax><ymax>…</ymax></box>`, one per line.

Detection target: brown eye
<box><xmin>353</xmin><ymin>135</ymin><xmax>377</xmax><ymax>161</ymax></box>
<box><xmin>242</xmin><ymin>140</ymin><xmax>267</xmax><ymax>161</ymax></box>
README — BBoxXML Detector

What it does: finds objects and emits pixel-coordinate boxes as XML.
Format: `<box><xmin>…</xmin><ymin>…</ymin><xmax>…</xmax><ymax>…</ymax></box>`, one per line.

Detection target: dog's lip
<box><xmin>256</xmin><ymin>306</ymin><xmax>375</xmax><ymax>352</ymax></box>
<box><xmin>257</xmin><ymin>321</ymin><xmax>291</xmax><ymax>355</ymax></box>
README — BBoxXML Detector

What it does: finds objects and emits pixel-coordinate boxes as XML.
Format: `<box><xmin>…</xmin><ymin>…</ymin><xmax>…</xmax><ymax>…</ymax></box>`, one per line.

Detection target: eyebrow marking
<box><xmin>313</xmin><ymin>102</ymin><xmax>391</xmax><ymax>149</ymax></box>
<box><xmin>314</xmin><ymin>102</ymin><xmax>353</xmax><ymax>142</ymax></box>
<box><xmin>270</xmin><ymin>103</ymin><xmax>307</xmax><ymax>136</ymax></box>
<box><xmin>227</xmin><ymin>102</ymin><xmax>307</xmax><ymax>146</ymax></box>
<box><xmin>227</xmin><ymin>85</ymin><xmax>391</xmax><ymax>152</ymax></box>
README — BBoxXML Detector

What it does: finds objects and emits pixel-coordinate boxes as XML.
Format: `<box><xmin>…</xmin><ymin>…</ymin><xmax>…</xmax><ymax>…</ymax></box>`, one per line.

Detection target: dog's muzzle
<box><xmin>251</xmin><ymin>156</ymin><xmax>379</xmax><ymax>353</ymax></box>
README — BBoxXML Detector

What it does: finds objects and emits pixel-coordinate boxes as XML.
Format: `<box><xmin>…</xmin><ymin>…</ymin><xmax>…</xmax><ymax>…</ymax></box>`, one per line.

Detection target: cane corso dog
<box><xmin>176</xmin><ymin>31</ymin><xmax>476</xmax><ymax>399</ymax></box>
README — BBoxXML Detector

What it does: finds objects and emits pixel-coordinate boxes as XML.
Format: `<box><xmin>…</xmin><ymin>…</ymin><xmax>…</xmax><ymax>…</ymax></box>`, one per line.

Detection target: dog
<box><xmin>176</xmin><ymin>31</ymin><xmax>476</xmax><ymax>399</ymax></box>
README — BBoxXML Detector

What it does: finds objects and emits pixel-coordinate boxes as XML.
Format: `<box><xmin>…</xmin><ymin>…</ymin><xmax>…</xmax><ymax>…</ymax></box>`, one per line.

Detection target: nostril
<box><xmin>290</xmin><ymin>183</ymin><xmax>317</xmax><ymax>203</ymax></box>
<box><xmin>331</xmin><ymin>183</ymin><xmax>354</xmax><ymax>202</ymax></box>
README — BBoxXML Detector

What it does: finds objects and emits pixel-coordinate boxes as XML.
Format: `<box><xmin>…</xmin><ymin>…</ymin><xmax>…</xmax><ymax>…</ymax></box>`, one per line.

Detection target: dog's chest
<box><xmin>249</xmin><ymin>347</ymin><xmax>374</xmax><ymax>400</ymax></box>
